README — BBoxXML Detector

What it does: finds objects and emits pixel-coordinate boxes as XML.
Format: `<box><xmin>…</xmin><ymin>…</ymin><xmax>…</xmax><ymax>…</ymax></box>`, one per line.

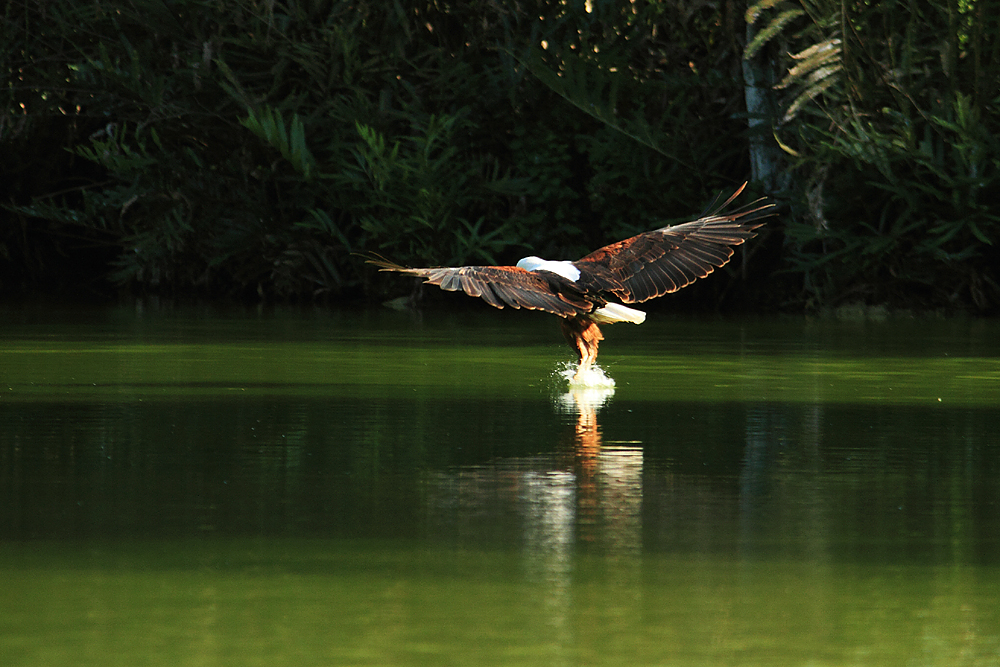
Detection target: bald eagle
<box><xmin>368</xmin><ymin>182</ymin><xmax>771</xmax><ymax>380</ymax></box>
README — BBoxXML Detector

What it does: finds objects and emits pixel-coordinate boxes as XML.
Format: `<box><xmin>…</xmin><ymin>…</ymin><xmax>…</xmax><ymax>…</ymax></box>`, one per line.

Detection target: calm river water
<box><xmin>1</xmin><ymin>303</ymin><xmax>999</xmax><ymax>666</ymax></box>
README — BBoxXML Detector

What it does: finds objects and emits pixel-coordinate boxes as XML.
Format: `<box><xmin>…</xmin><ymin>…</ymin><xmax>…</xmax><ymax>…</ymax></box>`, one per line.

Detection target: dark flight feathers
<box><xmin>366</xmin><ymin>182</ymin><xmax>771</xmax><ymax>316</ymax></box>
<box><xmin>573</xmin><ymin>184</ymin><xmax>769</xmax><ymax>303</ymax></box>
<box><xmin>365</xmin><ymin>263</ymin><xmax>596</xmax><ymax>316</ymax></box>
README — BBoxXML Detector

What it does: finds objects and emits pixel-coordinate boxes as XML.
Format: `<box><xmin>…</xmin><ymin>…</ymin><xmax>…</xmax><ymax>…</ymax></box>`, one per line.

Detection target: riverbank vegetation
<box><xmin>3</xmin><ymin>0</ymin><xmax>997</xmax><ymax>313</ymax></box>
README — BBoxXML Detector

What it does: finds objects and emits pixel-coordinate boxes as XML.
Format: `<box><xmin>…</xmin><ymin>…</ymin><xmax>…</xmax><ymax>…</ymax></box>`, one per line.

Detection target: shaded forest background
<box><xmin>3</xmin><ymin>0</ymin><xmax>998</xmax><ymax>313</ymax></box>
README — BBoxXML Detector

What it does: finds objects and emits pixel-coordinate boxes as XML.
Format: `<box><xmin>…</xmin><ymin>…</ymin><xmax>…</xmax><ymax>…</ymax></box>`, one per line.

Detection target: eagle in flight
<box><xmin>368</xmin><ymin>182</ymin><xmax>771</xmax><ymax>381</ymax></box>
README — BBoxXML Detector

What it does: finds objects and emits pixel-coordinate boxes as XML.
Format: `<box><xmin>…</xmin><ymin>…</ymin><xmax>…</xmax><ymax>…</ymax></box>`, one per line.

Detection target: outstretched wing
<box><xmin>573</xmin><ymin>182</ymin><xmax>772</xmax><ymax>304</ymax></box>
<box><xmin>366</xmin><ymin>257</ymin><xmax>595</xmax><ymax>317</ymax></box>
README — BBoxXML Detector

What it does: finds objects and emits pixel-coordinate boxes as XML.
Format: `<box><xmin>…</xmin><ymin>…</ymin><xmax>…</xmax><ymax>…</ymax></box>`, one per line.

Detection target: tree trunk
<box><xmin>742</xmin><ymin>19</ymin><xmax>786</xmax><ymax>195</ymax></box>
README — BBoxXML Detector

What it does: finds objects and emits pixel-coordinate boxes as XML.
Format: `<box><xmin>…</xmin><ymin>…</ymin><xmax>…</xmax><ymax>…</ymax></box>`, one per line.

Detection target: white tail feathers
<box><xmin>590</xmin><ymin>303</ymin><xmax>646</xmax><ymax>324</ymax></box>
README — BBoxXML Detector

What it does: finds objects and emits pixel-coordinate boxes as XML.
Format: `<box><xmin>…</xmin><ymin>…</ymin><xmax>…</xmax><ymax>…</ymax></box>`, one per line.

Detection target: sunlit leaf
<box><xmin>745</xmin><ymin>8</ymin><xmax>805</xmax><ymax>60</ymax></box>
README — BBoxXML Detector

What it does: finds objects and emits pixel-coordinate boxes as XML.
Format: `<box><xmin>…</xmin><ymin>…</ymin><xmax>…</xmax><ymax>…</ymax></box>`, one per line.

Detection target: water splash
<box><xmin>547</xmin><ymin>362</ymin><xmax>616</xmax><ymax>414</ymax></box>
<box><xmin>549</xmin><ymin>363</ymin><xmax>614</xmax><ymax>412</ymax></box>
<box><xmin>565</xmin><ymin>365</ymin><xmax>616</xmax><ymax>390</ymax></box>
<box><xmin>554</xmin><ymin>362</ymin><xmax>616</xmax><ymax>389</ymax></box>
<box><xmin>554</xmin><ymin>384</ymin><xmax>616</xmax><ymax>414</ymax></box>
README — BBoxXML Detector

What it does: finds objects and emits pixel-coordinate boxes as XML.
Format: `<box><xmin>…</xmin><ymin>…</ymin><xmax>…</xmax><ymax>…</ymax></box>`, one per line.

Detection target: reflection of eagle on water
<box><xmin>369</xmin><ymin>183</ymin><xmax>771</xmax><ymax>381</ymax></box>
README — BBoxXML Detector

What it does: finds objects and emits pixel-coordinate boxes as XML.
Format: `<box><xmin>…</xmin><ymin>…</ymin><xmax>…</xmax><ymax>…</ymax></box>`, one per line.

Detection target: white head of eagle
<box><xmin>515</xmin><ymin>256</ymin><xmax>581</xmax><ymax>282</ymax></box>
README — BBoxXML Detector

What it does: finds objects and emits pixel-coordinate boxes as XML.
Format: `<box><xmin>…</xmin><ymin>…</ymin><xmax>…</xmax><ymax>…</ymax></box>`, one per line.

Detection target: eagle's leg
<box><xmin>560</xmin><ymin>316</ymin><xmax>604</xmax><ymax>381</ymax></box>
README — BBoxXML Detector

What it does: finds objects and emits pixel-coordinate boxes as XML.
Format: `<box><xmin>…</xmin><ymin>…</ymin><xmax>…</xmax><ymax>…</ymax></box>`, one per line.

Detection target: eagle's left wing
<box><xmin>573</xmin><ymin>183</ymin><xmax>772</xmax><ymax>304</ymax></box>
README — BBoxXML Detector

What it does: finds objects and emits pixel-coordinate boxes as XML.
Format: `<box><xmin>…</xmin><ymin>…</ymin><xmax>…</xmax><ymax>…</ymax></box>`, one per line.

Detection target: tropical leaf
<box><xmin>240</xmin><ymin>107</ymin><xmax>316</xmax><ymax>179</ymax></box>
<box><xmin>745</xmin><ymin>7</ymin><xmax>806</xmax><ymax>59</ymax></box>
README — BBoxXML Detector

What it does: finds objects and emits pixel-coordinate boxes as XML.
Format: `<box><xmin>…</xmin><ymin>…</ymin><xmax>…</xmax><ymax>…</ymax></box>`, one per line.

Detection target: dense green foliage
<box><xmin>0</xmin><ymin>0</ymin><xmax>758</xmax><ymax>303</ymax></box>
<box><xmin>2</xmin><ymin>0</ymin><xmax>997</xmax><ymax>311</ymax></box>
<box><xmin>748</xmin><ymin>0</ymin><xmax>1000</xmax><ymax>310</ymax></box>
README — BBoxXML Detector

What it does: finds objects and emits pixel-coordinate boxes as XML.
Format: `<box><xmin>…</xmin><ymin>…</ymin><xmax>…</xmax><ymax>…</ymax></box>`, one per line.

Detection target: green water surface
<box><xmin>1</xmin><ymin>304</ymin><xmax>999</xmax><ymax>666</ymax></box>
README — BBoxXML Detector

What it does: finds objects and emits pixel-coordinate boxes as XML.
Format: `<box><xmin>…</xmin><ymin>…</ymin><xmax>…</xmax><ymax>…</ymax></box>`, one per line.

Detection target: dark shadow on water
<box><xmin>3</xmin><ymin>391</ymin><xmax>999</xmax><ymax>567</ymax></box>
